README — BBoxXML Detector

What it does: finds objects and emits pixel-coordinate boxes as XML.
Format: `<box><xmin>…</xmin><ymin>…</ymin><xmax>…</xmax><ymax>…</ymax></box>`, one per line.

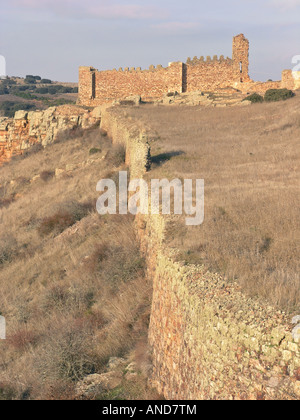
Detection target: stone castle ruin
<box><xmin>77</xmin><ymin>34</ymin><xmax>299</xmax><ymax>106</ymax></box>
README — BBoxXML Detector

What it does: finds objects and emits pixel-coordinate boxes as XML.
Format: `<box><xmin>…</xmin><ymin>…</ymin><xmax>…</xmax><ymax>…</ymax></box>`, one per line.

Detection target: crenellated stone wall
<box><xmin>78</xmin><ymin>34</ymin><xmax>251</xmax><ymax>105</ymax></box>
<box><xmin>78</xmin><ymin>34</ymin><xmax>300</xmax><ymax>106</ymax></box>
<box><xmin>78</xmin><ymin>62</ymin><xmax>184</xmax><ymax>106</ymax></box>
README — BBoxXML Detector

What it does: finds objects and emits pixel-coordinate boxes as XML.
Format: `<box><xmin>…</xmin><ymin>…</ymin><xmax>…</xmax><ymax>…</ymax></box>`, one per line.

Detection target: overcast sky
<box><xmin>1</xmin><ymin>0</ymin><xmax>300</xmax><ymax>82</ymax></box>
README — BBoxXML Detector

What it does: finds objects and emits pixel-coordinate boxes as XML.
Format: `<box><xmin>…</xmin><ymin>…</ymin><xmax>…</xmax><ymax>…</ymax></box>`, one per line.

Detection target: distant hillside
<box><xmin>0</xmin><ymin>76</ymin><xmax>78</xmax><ymax>117</ymax></box>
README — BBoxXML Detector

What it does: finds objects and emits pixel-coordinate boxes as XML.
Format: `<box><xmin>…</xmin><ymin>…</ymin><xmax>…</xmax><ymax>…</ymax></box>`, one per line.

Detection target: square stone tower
<box><xmin>232</xmin><ymin>34</ymin><xmax>250</xmax><ymax>83</ymax></box>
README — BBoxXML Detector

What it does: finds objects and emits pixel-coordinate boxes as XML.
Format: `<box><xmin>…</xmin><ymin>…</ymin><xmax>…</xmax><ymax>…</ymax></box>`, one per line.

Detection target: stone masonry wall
<box><xmin>78</xmin><ymin>34</ymin><xmax>252</xmax><ymax>105</ymax></box>
<box><xmin>100</xmin><ymin>107</ymin><xmax>300</xmax><ymax>400</ymax></box>
<box><xmin>0</xmin><ymin>105</ymin><xmax>101</xmax><ymax>165</ymax></box>
<box><xmin>78</xmin><ymin>62</ymin><xmax>184</xmax><ymax>106</ymax></box>
<box><xmin>185</xmin><ymin>34</ymin><xmax>251</xmax><ymax>92</ymax></box>
<box><xmin>100</xmin><ymin>107</ymin><xmax>151</xmax><ymax>178</ymax></box>
<box><xmin>78</xmin><ymin>34</ymin><xmax>300</xmax><ymax>106</ymax></box>
<box><xmin>185</xmin><ymin>58</ymin><xmax>235</xmax><ymax>92</ymax></box>
<box><xmin>148</xmin><ymin>249</ymin><xmax>300</xmax><ymax>400</ymax></box>
<box><xmin>282</xmin><ymin>70</ymin><xmax>300</xmax><ymax>91</ymax></box>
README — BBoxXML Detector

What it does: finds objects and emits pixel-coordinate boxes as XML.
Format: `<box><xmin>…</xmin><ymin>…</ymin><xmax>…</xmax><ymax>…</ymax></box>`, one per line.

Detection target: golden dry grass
<box><xmin>127</xmin><ymin>96</ymin><xmax>300</xmax><ymax>313</ymax></box>
<box><xmin>0</xmin><ymin>129</ymin><xmax>153</xmax><ymax>400</ymax></box>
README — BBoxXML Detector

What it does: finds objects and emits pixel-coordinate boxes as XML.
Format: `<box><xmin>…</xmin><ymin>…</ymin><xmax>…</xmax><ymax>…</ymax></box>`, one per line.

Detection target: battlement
<box><xmin>187</xmin><ymin>55</ymin><xmax>232</xmax><ymax>65</ymax></box>
<box><xmin>117</xmin><ymin>62</ymin><xmax>183</xmax><ymax>73</ymax></box>
<box><xmin>77</xmin><ymin>34</ymin><xmax>251</xmax><ymax>106</ymax></box>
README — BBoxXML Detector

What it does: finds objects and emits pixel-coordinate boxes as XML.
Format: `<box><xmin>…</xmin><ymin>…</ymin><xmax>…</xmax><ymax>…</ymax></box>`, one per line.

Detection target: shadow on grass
<box><xmin>151</xmin><ymin>150</ymin><xmax>185</xmax><ymax>167</ymax></box>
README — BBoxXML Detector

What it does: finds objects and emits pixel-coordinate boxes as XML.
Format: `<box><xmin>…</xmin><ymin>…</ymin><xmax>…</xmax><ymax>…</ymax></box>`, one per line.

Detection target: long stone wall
<box><xmin>99</xmin><ymin>107</ymin><xmax>300</xmax><ymax>401</ymax></box>
<box><xmin>78</xmin><ymin>62</ymin><xmax>184</xmax><ymax>106</ymax></box>
<box><xmin>78</xmin><ymin>33</ymin><xmax>300</xmax><ymax>106</ymax></box>
<box><xmin>1</xmin><ymin>104</ymin><xmax>299</xmax><ymax>399</ymax></box>
<box><xmin>100</xmin><ymin>107</ymin><xmax>151</xmax><ymax>178</ymax></box>
<box><xmin>78</xmin><ymin>34</ymin><xmax>252</xmax><ymax>105</ymax></box>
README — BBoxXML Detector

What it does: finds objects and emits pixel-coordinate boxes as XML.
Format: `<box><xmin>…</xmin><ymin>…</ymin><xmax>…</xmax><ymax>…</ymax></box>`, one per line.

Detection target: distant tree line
<box><xmin>0</xmin><ymin>77</ymin><xmax>78</xmax><ymax>96</ymax></box>
<box><xmin>0</xmin><ymin>101</ymin><xmax>37</xmax><ymax>118</ymax></box>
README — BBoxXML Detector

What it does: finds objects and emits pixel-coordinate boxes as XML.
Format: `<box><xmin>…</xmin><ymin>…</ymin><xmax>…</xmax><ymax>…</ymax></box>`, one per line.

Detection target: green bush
<box><xmin>243</xmin><ymin>93</ymin><xmax>264</xmax><ymax>103</ymax></box>
<box><xmin>0</xmin><ymin>86</ymin><xmax>9</xmax><ymax>95</ymax></box>
<box><xmin>40</xmin><ymin>79</ymin><xmax>52</xmax><ymax>84</ymax></box>
<box><xmin>12</xmin><ymin>85</ymin><xmax>33</xmax><ymax>92</ymax></box>
<box><xmin>48</xmin><ymin>86</ymin><xmax>59</xmax><ymax>95</ymax></box>
<box><xmin>264</xmin><ymin>88</ymin><xmax>294</xmax><ymax>102</ymax></box>
<box><xmin>35</xmin><ymin>85</ymin><xmax>77</xmax><ymax>95</ymax></box>
<box><xmin>0</xmin><ymin>384</ymin><xmax>17</xmax><ymax>400</ymax></box>
<box><xmin>2</xmin><ymin>78</ymin><xmax>16</xmax><ymax>87</ymax></box>
<box><xmin>0</xmin><ymin>101</ymin><xmax>37</xmax><ymax>117</ymax></box>
<box><xmin>35</xmin><ymin>87</ymin><xmax>49</xmax><ymax>94</ymax></box>
<box><xmin>89</xmin><ymin>148</ymin><xmax>101</xmax><ymax>155</ymax></box>
<box><xmin>25</xmin><ymin>76</ymin><xmax>36</xmax><ymax>84</ymax></box>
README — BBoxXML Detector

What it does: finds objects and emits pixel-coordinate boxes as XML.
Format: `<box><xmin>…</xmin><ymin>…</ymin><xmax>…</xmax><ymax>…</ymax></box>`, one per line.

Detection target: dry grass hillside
<box><xmin>0</xmin><ymin>128</ymin><xmax>157</xmax><ymax>400</ymax></box>
<box><xmin>127</xmin><ymin>95</ymin><xmax>300</xmax><ymax>313</ymax></box>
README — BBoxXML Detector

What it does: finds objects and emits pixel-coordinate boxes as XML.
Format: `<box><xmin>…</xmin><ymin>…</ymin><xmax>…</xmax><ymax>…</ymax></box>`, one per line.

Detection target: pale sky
<box><xmin>0</xmin><ymin>0</ymin><xmax>299</xmax><ymax>82</ymax></box>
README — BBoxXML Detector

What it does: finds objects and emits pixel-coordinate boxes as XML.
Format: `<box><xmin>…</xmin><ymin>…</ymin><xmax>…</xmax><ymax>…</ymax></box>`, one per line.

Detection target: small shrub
<box><xmin>89</xmin><ymin>148</ymin><xmax>101</xmax><ymax>155</ymax></box>
<box><xmin>100</xmin><ymin>128</ymin><xmax>108</xmax><ymax>137</ymax></box>
<box><xmin>0</xmin><ymin>86</ymin><xmax>9</xmax><ymax>95</ymax></box>
<box><xmin>35</xmin><ymin>87</ymin><xmax>49</xmax><ymax>94</ymax></box>
<box><xmin>259</xmin><ymin>236</ymin><xmax>273</xmax><ymax>254</ymax></box>
<box><xmin>40</xmin><ymin>170</ymin><xmax>55</xmax><ymax>182</ymax></box>
<box><xmin>8</xmin><ymin>329</ymin><xmax>38</xmax><ymax>351</ymax></box>
<box><xmin>0</xmin><ymin>236</ymin><xmax>17</xmax><ymax>266</ymax></box>
<box><xmin>24</xmin><ymin>76</ymin><xmax>36</xmax><ymax>84</ymax></box>
<box><xmin>107</xmin><ymin>144</ymin><xmax>126</xmax><ymax>167</ymax></box>
<box><xmin>38</xmin><ymin>200</ymin><xmax>95</xmax><ymax>237</ymax></box>
<box><xmin>37</xmin><ymin>322</ymin><xmax>99</xmax><ymax>382</ymax></box>
<box><xmin>43</xmin><ymin>284</ymin><xmax>96</xmax><ymax>314</ymax></box>
<box><xmin>0</xmin><ymin>383</ymin><xmax>17</xmax><ymax>400</ymax></box>
<box><xmin>264</xmin><ymin>88</ymin><xmax>294</xmax><ymax>102</ymax></box>
<box><xmin>38</xmin><ymin>211</ymin><xmax>76</xmax><ymax>237</ymax></box>
<box><xmin>119</xmin><ymin>100</ymin><xmax>135</xmax><ymax>106</ymax></box>
<box><xmin>85</xmin><ymin>243</ymin><xmax>110</xmax><ymax>273</ymax></box>
<box><xmin>243</xmin><ymin>93</ymin><xmax>264</xmax><ymax>103</ymax></box>
<box><xmin>0</xmin><ymin>196</ymin><xmax>14</xmax><ymax>209</ymax></box>
<box><xmin>40</xmin><ymin>79</ymin><xmax>52</xmax><ymax>84</ymax></box>
<box><xmin>54</xmin><ymin>127</ymin><xmax>85</xmax><ymax>144</ymax></box>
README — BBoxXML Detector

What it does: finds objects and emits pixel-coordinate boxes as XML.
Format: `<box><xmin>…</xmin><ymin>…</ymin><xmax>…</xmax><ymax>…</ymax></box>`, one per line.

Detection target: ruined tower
<box><xmin>232</xmin><ymin>34</ymin><xmax>250</xmax><ymax>83</ymax></box>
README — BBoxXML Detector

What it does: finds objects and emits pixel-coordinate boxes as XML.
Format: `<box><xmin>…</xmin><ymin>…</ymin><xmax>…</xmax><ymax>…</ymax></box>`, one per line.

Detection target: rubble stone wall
<box><xmin>0</xmin><ymin>105</ymin><xmax>101</xmax><ymax>165</ymax></box>
<box><xmin>100</xmin><ymin>108</ymin><xmax>300</xmax><ymax>401</ymax></box>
